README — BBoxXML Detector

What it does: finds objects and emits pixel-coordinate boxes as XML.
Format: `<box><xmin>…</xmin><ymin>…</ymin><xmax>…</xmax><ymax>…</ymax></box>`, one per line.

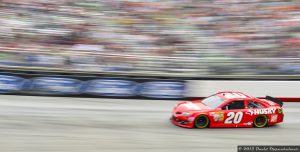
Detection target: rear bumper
<box><xmin>170</xmin><ymin>115</ymin><xmax>194</xmax><ymax>128</ymax></box>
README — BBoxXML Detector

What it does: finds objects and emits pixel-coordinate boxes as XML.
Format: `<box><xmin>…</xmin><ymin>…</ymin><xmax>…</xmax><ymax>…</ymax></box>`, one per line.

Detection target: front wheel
<box><xmin>194</xmin><ymin>115</ymin><xmax>209</xmax><ymax>128</ymax></box>
<box><xmin>253</xmin><ymin>115</ymin><xmax>268</xmax><ymax>128</ymax></box>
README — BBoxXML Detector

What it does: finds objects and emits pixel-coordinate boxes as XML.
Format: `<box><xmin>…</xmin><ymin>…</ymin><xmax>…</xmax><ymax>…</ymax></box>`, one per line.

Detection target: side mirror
<box><xmin>225</xmin><ymin>106</ymin><xmax>229</xmax><ymax>110</ymax></box>
<box><xmin>221</xmin><ymin>106</ymin><xmax>229</xmax><ymax>110</ymax></box>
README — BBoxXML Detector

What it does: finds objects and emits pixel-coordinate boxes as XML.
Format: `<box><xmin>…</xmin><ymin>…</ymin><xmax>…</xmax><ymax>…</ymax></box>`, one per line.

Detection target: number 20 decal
<box><xmin>224</xmin><ymin>112</ymin><xmax>243</xmax><ymax>124</ymax></box>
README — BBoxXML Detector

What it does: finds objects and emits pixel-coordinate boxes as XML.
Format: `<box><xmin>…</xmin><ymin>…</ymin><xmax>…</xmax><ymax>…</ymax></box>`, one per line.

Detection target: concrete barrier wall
<box><xmin>186</xmin><ymin>80</ymin><xmax>300</xmax><ymax>98</ymax></box>
<box><xmin>0</xmin><ymin>69</ymin><xmax>299</xmax><ymax>100</ymax></box>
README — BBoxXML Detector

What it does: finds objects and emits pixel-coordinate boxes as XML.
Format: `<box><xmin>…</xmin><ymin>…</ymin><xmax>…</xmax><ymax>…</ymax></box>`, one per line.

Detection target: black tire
<box><xmin>253</xmin><ymin>115</ymin><xmax>268</xmax><ymax>128</ymax></box>
<box><xmin>194</xmin><ymin>115</ymin><xmax>209</xmax><ymax>129</ymax></box>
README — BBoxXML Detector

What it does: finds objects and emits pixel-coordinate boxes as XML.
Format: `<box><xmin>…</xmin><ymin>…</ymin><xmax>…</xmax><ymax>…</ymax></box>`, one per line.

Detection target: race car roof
<box><xmin>217</xmin><ymin>92</ymin><xmax>253</xmax><ymax>100</ymax></box>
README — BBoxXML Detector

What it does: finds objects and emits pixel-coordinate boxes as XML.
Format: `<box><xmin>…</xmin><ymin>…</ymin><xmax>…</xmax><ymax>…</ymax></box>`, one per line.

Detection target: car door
<box><xmin>220</xmin><ymin>100</ymin><xmax>251</xmax><ymax>127</ymax></box>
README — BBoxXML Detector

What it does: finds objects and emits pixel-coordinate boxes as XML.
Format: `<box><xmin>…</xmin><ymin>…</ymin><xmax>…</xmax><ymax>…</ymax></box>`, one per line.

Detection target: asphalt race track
<box><xmin>0</xmin><ymin>95</ymin><xmax>299</xmax><ymax>152</ymax></box>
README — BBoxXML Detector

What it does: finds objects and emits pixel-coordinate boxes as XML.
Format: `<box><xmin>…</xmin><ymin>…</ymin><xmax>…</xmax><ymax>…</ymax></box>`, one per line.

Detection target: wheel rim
<box><xmin>195</xmin><ymin>115</ymin><xmax>209</xmax><ymax>128</ymax></box>
<box><xmin>254</xmin><ymin>115</ymin><xmax>267</xmax><ymax>127</ymax></box>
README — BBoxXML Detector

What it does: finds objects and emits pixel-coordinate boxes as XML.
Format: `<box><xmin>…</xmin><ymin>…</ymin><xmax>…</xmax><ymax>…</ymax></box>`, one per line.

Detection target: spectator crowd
<box><xmin>0</xmin><ymin>0</ymin><xmax>299</xmax><ymax>75</ymax></box>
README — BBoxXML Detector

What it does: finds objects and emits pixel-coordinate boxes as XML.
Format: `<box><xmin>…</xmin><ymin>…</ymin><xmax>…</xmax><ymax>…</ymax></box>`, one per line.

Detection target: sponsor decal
<box><xmin>243</xmin><ymin>122</ymin><xmax>252</xmax><ymax>126</ymax></box>
<box><xmin>210</xmin><ymin>112</ymin><xmax>224</xmax><ymax>122</ymax></box>
<box><xmin>83</xmin><ymin>79</ymin><xmax>137</xmax><ymax>97</ymax></box>
<box><xmin>185</xmin><ymin>102</ymin><xmax>200</xmax><ymax>110</ymax></box>
<box><xmin>31</xmin><ymin>77</ymin><xmax>82</xmax><ymax>94</ymax></box>
<box><xmin>138</xmin><ymin>81</ymin><xmax>185</xmax><ymax>98</ymax></box>
<box><xmin>246</xmin><ymin>108</ymin><xmax>276</xmax><ymax>116</ymax></box>
<box><xmin>271</xmin><ymin>114</ymin><xmax>278</xmax><ymax>122</ymax></box>
<box><xmin>0</xmin><ymin>75</ymin><xmax>28</xmax><ymax>93</ymax></box>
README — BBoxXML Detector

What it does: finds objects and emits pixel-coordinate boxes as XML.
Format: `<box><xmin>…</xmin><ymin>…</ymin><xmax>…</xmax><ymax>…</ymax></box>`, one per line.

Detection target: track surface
<box><xmin>0</xmin><ymin>95</ymin><xmax>299</xmax><ymax>152</ymax></box>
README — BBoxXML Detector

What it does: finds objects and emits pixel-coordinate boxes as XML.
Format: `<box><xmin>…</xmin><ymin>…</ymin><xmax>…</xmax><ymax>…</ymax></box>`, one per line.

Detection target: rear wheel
<box><xmin>254</xmin><ymin>115</ymin><xmax>268</xmax><ymax>128</ymax></box>
<box><xmin>194</xmin><ymin>115</ymin><xmax>209</xmax><ymax>128</ymax></box>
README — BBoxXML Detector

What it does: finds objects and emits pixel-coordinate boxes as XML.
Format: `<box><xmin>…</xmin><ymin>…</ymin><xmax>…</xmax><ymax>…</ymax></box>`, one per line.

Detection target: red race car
<box><xmin>171</xmin><ymin>92</ymin><xmax>284</xmax><ymax>128</ymax></box>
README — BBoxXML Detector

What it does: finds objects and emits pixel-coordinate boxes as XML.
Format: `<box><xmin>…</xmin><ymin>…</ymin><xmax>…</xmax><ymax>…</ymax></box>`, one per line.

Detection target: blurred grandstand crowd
<box><xmin>0</xmin><ymin>0</ymin><xmax>300</xmax><ymax>76</ymax></box>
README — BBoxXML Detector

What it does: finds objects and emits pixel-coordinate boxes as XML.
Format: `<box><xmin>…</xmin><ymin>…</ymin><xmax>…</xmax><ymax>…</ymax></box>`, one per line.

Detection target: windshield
<box><xmin>201</xmin><ymin>95</ymin><xmax>225</xmax><ymax>109</ymax></box>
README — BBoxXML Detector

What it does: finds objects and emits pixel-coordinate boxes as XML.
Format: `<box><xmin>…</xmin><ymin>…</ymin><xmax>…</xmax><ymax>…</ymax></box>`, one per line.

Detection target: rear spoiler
<box><xmin>266</xmin><ymin>96</ymin><xmax>283</xmax><ymax>107</ymax></box>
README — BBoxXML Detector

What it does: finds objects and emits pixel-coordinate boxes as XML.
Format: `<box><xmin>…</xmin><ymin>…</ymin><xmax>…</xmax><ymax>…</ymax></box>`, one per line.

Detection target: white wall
<box><xmin>186</xmin><ymin>80</ymin><xmax>300</xmax><ymax>97</ymax></box>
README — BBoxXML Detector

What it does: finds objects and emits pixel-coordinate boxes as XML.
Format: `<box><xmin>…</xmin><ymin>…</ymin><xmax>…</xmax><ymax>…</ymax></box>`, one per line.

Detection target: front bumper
<box><xmin>170</xmin><ymin>115</ymin><xmax>194</xmax><ymax>128</ymax></box>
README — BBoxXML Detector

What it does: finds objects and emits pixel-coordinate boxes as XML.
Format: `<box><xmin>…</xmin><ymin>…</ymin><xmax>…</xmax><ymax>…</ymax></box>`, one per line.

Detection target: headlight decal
<box><xmin>182</xmin><ymin>112</ymin><xmax>191</xmax><ymax>116</ymax></box>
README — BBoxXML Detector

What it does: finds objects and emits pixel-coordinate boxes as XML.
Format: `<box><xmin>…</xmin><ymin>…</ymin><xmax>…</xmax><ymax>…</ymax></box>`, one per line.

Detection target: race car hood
<box><xmin>174</xmin><ymin>100</ymin><xmax>211</xmax><ymax>112</ymax></box>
